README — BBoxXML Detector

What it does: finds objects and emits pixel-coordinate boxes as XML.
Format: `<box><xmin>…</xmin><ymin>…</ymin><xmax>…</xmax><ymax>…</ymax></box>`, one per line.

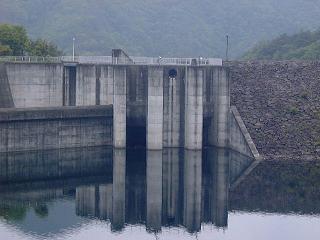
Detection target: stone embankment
<box><xmin>227</xmin><ymin>61</ymin><xmax>320</xmax><ymax>161</ymax></box>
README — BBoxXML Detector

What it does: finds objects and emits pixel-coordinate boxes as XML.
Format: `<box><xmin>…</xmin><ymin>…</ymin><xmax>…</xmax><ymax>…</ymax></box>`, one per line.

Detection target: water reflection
<box><xmin>0</xmin><ymin>146</ymin><xmax>257</xmax><ymax>238</ymax></box>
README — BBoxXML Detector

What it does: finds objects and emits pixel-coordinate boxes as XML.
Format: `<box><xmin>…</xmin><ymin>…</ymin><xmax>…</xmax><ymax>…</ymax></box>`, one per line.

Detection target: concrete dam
<box><xmin>0</xmin><ymin>50</ymin><xmax>259</xmax><ymax>159</ymax></box>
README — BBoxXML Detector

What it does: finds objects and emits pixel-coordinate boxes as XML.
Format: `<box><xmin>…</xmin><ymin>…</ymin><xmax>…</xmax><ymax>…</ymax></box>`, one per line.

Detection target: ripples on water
<box><xmin>0</xmin><ymin>147</ymin><xmax>320</xmax><ymax>240</ymax></box>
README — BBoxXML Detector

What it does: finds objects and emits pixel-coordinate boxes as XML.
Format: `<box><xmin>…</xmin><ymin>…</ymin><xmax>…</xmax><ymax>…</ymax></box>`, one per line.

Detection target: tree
<box><xmin>0</xmin><ymin>44</ymin><xmax>12</xmax><ymax>56</ymax></box>
<box><xmin>28</xmin><ymin>39</ymin><xmax>63</xmax><ymax>56</ymax></box>
<box><xmin>0</xmin><ymin>24</ymin><xmax>29</xmax><ymax>55</ymax></box>
<box><xmin>0</xmin><ymin>23</ymin><xmax>62</xmax><ymax>56</ymax></box>
<box><xmin>243</xmin><ymin>29</ymin><xmax>320</xmax><ymax>60</ymax></box>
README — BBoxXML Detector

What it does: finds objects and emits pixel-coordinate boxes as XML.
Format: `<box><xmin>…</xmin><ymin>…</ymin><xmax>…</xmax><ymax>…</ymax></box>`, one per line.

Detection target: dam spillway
<box><xmin>0</xmin><ymin>50</ymin><xmax>259</xmax><ymax>159</ymax></box>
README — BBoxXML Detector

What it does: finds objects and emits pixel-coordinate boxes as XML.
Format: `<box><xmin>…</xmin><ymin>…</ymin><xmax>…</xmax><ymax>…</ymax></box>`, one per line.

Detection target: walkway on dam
<box><xmin>0</xmin><ymin>55</ymin><xmax>222</xmax><ymax>66</ymax></box>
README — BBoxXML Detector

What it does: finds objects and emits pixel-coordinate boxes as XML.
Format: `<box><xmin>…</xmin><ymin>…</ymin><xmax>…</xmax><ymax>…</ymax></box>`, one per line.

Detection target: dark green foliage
<box><xmin>243</xmin><ymin>30</ymin><xmax>320</xmax><ymax>60</ymax></box>
<box><xmin>0</xmin><ymin>24</ymin><xmax>29</xmax><ymax>55</ymax></box>
<box><xmin>0</xmin><ymin>205</ymin><xmax>27</xmax><ymax>221</ymax></box>
<box><xmin>1</xmin><ymin>0</ymin><xmax>320</xmax><ymax>58</ymax></box>
<box><xmin>0</xmin><ymin>44</ymin><xmax>12</xmax><ymax>56</ymax></box>
<box><xmin>0</xmin><ymin>23</ymin><xmax>62</xmax><ymax>56</ymax></box>
<box><xmin>28</xmin><ymin>39</ymin><xmax>63</xmax><ymax>57</ymax></box>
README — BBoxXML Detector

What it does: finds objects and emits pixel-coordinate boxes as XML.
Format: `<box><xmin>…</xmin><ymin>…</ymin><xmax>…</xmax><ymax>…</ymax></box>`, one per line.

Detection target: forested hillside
<box><xmin>243</xmin><ymin>30</ymin><xmax>320</xmax><ymax>60</ymax></box>
<box><xmin>1</xmin><ymin>0</ymin><xmax>320</xmax><ymax>58</ymax></box>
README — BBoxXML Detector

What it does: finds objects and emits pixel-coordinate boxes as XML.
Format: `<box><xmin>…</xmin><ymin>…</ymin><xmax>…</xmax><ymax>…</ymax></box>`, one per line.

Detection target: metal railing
<box><xmin>0</xmin><ymin>56</ymin><xmax>61</xmax><ymax>63</ymax></box>
<box><xmin>0</xmin><ymin>55</ymin><xmax>222</xmax><ymax>66</ymax></box>
<box><xmin>130</xmin><ymin>56</ymin><xmax>222</xmax><ymax>66</ymax></box>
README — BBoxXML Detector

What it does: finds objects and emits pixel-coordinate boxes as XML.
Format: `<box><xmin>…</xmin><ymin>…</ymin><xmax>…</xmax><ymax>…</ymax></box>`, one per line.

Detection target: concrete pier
<box><xmin>210</xmin><ymin>67</ymin><xmax>230</xmax><ymax>147</ymax></box>
<box><xmin>147</xmin><ymin>66</ymin><xmax>164</xmax><ymax>149</ymax></box>
<box><xmin>184</xmin><ymin>67</ymin><xmax>203</xmax><ymax>150</ymax></box>
<box><xmin>113</xmin><ymin>66</ymin><xmax>127</xmax><ymax>148</ymax></box>
<box><xmin>163</xmin><ymin>67</ymin><xmax>184</xmax><ymax>147</ymax></box>
<box><xmin>99</xmin><ymin>66</ymin><xmax>114</xmax><ymax>105</ymax></box>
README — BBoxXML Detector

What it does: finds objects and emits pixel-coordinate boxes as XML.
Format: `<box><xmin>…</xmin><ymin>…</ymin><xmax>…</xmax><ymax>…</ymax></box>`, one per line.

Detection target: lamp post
<box><xmin>72</xmin><ymin>37</ymin><xmax>75</xmax><ymax>61</ymax></box>
<box><xmin>225</xmin><ymin>35</ymin><xmax>229</xmax><ymax>61</ymax></box>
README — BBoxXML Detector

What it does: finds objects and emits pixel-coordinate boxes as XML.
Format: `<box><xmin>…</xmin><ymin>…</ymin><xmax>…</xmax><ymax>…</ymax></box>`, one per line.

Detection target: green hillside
<box><xmin>1</xmin><ymin>0</ymin><xmax>320</xmax><ymax>58</ymax></box>
<box><xmin>243</xmin><ymin>30</ymin><xmax>320</xmax><ymax>60</ymax></box>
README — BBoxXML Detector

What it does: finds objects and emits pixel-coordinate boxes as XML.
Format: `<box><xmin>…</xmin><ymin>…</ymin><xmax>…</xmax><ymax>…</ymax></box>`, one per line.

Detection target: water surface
<box><xmin>0</xmin><ymin>147</ymin><xmax>319</xmax><ymax>239</ymax></box>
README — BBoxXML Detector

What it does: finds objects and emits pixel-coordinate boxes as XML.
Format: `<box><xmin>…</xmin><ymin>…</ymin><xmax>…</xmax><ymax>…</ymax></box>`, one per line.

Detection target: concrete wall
<box><xmin>1</xmin><ymin>61</ymin><xmax>261</xmax><ymax>154</ymax></box>
<box><xmin>99</xmin><ymin>65</ymin><xmax>114</xmax><ymax>105</ymax></box>
<box><xmin>229</xmin><ymin>106</ymin><xmax>260</xmax><ymax>159</ymax></box>
<box><xmin>5</xmin><ymin>63</ymin><xmax>63</xmax><ymax>107</ymax></box>
<box><xmin>0</xmin><ymin>63</ymin><xmax>14</xmax><ymax>108</ymax></box>
<box><xmin>0</xmin><ymin>105</ymin><xmax>113</xmax><ymax>152</ymax></box>
<box><xmin>76</xmin><ymin>65</ymin><xmax>96</xmax><ymax>106</ymax></box>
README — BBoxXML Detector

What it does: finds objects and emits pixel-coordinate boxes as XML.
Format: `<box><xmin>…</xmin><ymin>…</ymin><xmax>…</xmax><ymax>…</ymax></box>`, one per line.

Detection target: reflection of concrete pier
<box><xmin>162</xmin><ymin>148</ymin><xmax>182</xmax><ymax>226</ymax></box>
<box><xmin>146</xmin><ymin>150</ymin><xmax>162</xmax><ymax>232</ymax></box>
<box><xmin>212</xmin><ymin>148</ymin><xmax>229</xmax><ymax>227</ymax></box>
<box><xmin>112</xmin><ymin>149</ymin><xmax>126</xmax><ymax>231</ymax></box>
<box><xmin>183</xmin><ymin>150</ymin><xmax>202</xmax><ymax>232</ymax></box>
<box><xmin>37</xmin><ymin>147</ymin><xmax>255</xmax><ymax>233</ymax></box>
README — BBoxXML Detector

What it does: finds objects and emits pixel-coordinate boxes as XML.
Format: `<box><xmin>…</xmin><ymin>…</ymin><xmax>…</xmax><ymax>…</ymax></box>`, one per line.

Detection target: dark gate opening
<box><xmin>63</xmin><ymin>66</ymin><xmax>76</xmax><ymax>106</ymax></box>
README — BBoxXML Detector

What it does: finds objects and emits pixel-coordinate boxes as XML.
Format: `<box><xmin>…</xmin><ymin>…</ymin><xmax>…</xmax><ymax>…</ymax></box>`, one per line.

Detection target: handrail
<box><xmin>0</xmin><ymin>55</ymin><xmax>222</xmax><ymax>66</ymax></box>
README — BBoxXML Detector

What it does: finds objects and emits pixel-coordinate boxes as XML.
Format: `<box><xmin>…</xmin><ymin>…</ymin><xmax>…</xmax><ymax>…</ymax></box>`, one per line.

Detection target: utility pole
<box><xmin>72</xmin><ymin>37</ymin><xmax>75</xmax><ymax>61</ymax></box>
<box><xmin>226</xmin><ymin>35</ymin><xmax>229</xmax><ymax>61</ymax></box>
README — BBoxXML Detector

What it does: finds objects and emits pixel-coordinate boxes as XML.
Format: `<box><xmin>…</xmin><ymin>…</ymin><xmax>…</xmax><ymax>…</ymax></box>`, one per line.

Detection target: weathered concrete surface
<box><xmin>227</xmin><ymin>61</ymin><xmax>320</xmax><ymax>160</ymax></box>
<box><xmin>229</xmin><ymin>106</ymin><xmax>261</xmax><ymax>160</ymax></box>
<box><xmin>5</xmin><ymin>63</ymin><xmax>63</xmax><ymax>107</ymax></box>
<box><xmin>147</xmin><ymin>66</ymin><xmax>163</xmax><ymax>149</ymax></box>
<box><xmin>210</xmin><ymin>67</ymin><xmax>230</xmax><ymax>147</ymax></box>
<box><xmin>113</xmin><ymin>66</ymin><xmax>127</xmax><ymax>148</ymax></box>
<box><xmin>184</xmin><ymin>67</ymin><xmax>203</xmax><ymax>149</ymax></box>
<box><xmin>76</xmin><ymin>65</ymin><xmax>96</xmax><ymax>106</ymax></box>
<box><xmin>0</xmin><ymin>105</ymin><xmax>113</xmax><ymax>152</ymax></box>
<box><xmin>0</xmin><ymin>64</ymin><xmax>14</xmax><ymax>108</ymax></box>
<box><xmin>1</xmin><ymin>60</ymin><xmax>260</xmax><ymax>155</ymax></box>
<box><xmin>163</xmin><ymin>67</ymin><xmax>185</xmax><ymax>148</ymax></box>
<box><xmin>99</xmin><ymin>65</ymin><xmax>114</xmax><ymax>105</ymax></box>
